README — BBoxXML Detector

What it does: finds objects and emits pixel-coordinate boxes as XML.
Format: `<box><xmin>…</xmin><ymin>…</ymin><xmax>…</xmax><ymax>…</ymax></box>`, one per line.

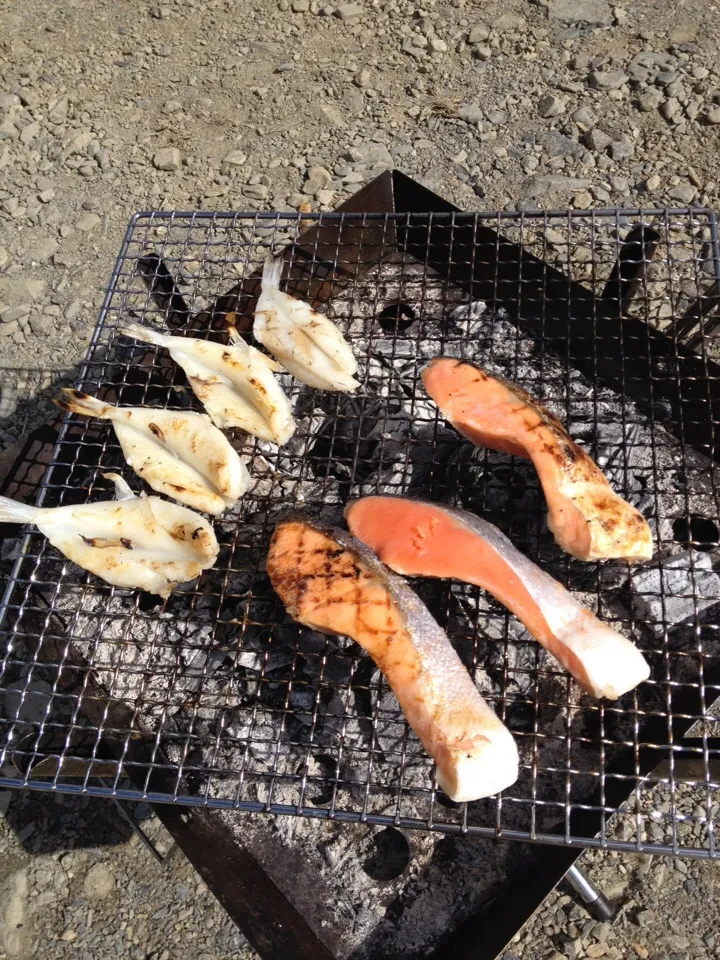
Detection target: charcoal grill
<box><xmin>2</xmin><ymin>172</ymin><xmax>720</xmax><ymax>897</ymax></box>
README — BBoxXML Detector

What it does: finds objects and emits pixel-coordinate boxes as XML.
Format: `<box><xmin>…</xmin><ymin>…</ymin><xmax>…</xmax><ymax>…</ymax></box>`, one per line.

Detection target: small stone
<box><xmin>668</xmin><ymin>182</ymin><xmax>697</xmax><ymax>204</ymax></box>
<box><xmin>669</xmin><ymin>21</ymin><xmax>697</xmax><ymax>44</ymax></box>
<box><xmin>486</xmin><ymin>110</ymin><xmax>508</xmax><ymax>125</ymax></box>
<box><xmin>316</xmin><ymin>188</ymin><xmax>335</xmax><ymax>205</ymax></box>
<box><xmin>610</xmin><ymin>139</ymin><xmax>634</xmax><ymax>161</ymax></box>
<box><xmin>660</xmin><ymin>98</ymin><xmax>682</xmax><ymax>122</ymax></box>
<box><xmin>427</xmin><ymin>35</ymin><xmax>447</xmax><ymax>53</ymax></box>
<box><xmin>164</xmin><ymin>99</ymin><xmax>182</xmax><ymax>114</ymax></box>
<box><xmin>19</xmin><ymin>120</ymin><xmax>40</xmax><ymax>145</ymax></box>
<box><xmin>573</xmin><ymin>190</ymin><xmax>593</xmax><ymax>208</ymax></box>
<box><xmin>468</xmin><ymin>25</ymin><xmax>490</xmax><ymax>43</ymax></box>
<box><xmin>472</xmin><ymin>45</ymin><xmax>492</xmax><ymax>61</ymax></box>
<box><xmin>48</xmin><ymin>96</ymin><xmax>69</xmax><ymax>124</ymax></box>
<box><xmin>645</xmin><ymin>173</ymin><xmax>661</xmax><ymax>191</ymax></box>
<box><xmin>637</xmin><ymin>89</ymin><xmax>665</xmax><ymax>112</ymax></box>
<box><xmin>26</xmin><ymin>238</ymin><xmax>58</xmax><ymax>263</ymax></box>
<box><xmin>292</xmin><ymin>0</ymin><xmax>309</xmax><ymax>10</ymax></box>
<box><xmin>586</xmin><ymin>946</ymin><xmax>607</xmax><ymax>959</ymax></box>
<box><xmin>223</xmin><ymin>150</ymin><xmax>247</xmax><ymax>167</ymax></box>
<box><xmin>458</xmin><ymin>102</ymin><xmax>484</xmax><ymax>124</ymax></box>
<box><xmin>334</xmin><ymin>3</ymin><xmax>363</xmax><ymax>21</ymax></box>
<box><xmin>354</xmin><ymin>68</ymin><xmax>371</xmax><ymax>88</ymax></box>
<box><xmin>1</xmin><ymin>304</ymin><xmax>30</xmax><ymax>324</ymax></box>
<box><xmin>38</xmin><ymin>189</ymin><xmax>55</xmax><ymax>203</ymax></box>
<box><xmin>152</xmin><ymin>147</ymin><xmax>182</xmax><ymax>171</ymax></box>
<box><xmin>343</xmin><ymin>171</ymin><xmax>365</xmax><ymax>184</ymax></box>
<box><xmin>307</xmin><ymin>164</ymin><xmax>332</xmax><ymax>185</ymax></box>
<box><xmin>29</xmin><ymin>315</ymin><xmax>55</xmax><ymax>336</ymax></box>
<box><xmin>243</xmin><ymin>183</ymin><xmax>269</xmax><ymax>200</ymax></box>
<box><xmin>76</xmin><ymin>212</ymin><xmax>101</xmax><ymax>233</ymax></box>
<box><xmin>60</xmin><ymin>929</ymin><xmax>77</xmax><ymax>942</ymax></box>
<box><xmin>573</xmin><ymin>106</ymin><xmax>597</xmax><ymax>131</ymax></box>
<box><xmin>0</xmin><ymin>247</ymin><xmax>8</xmax><ymax>268</ymax></box>
<box><xmin>538</xmin><ymin>94</ymin><xmax>565</xmax><ymax>118</ymax></box>
<box><xmin>0</xmin><ymin>319</ymin><xmax>18</xmax><ymax>337</ymax></box>
<box><xmin>588</xmin><ymin>70</ymin><xmax>629</xmax><ymax>91</ymax></box>
<box><xmin>547</xmin><ymin>0</ymin><xmax>613</xmax><ymax>25</ymax></box>
<box><xmin>584</xmin><ymin>128</ymin><xmax>612</xmax><ymax>152</ymax></box>
<box><xmin>633</xmin><ymin>947</ymin><xmax>649</xmax><ymax>959</ymax></box>
<box><xmin>706</xmin><ymin>106</ymin><xmax>720</xmax><ymax>125</ymax></box>
<box><xmin>83</xmin><ymin>862</ymin><xmax>114</xmax><ymax>901</ymax></box>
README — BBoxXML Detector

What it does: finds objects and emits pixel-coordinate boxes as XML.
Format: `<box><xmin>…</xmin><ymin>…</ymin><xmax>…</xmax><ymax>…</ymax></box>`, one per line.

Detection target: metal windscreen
<box><xmin>1</xmin><ymin>209</ymin><xmax>719</xmax><ymax>858</ymax></box>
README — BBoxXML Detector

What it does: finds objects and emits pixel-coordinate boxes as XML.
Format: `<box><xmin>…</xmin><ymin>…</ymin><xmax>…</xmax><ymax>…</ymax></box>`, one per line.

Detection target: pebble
<box><xmin>243</xmin><ymin>183</ymin><xmax>269</xmax><ymax>199</ymax></box>
<box><xmin>152</xmin><ymin>147</ymin><xmax>182</xmax><ymax>171</ymax></box>
<box><xmin>706</xmin><ymin>106</ymin><xmax>720</xmax><ymax>124</ymax></box>
<box><xmin>292</xmin><ymin>0</ymin><xmax>309</xmax><ymax>9</ymax></box>
<box><xmin>459</xmin><ymin>102</ymin><xmax>484</xmax><ymax>124</ymax></box>
<box><xmin>637</xmin><ymin>89</ymin><xmax>665</xmax><ymax>112</ymax></box>
<box><xmin>547</xmin><ymin>0</ymin><xmax>613</xmax><ymax>24</ymax></box>
<box><xmin>1</xmin><ymin>304</ymin><xmax>30</xmax><ymax>324</ymax></box>
<box><xmin>83</xmin><ymin>863</ymin><xmax>115</xmax><ymax>901</ymax></box>
<box><xmin>334</xmin><ymin>3</ymin><xmax>363</xmax><ymax>21</ymax></box>
<box><xmin>668</xmin><ymin>182</ymin><xmax>697</xmax><ymax>203</ymax></box>
<box><xmin>538</xmin><ymin>94</ymin><xmax>566</xmax><ymax>118</ymax></box>
<box><xmin>75</xmin><ymin>212</ymin><xmax>101</xmax><ymax>233</ymax></box>
<box><xmin>584</xmin><ymin>128</ymin><xmax>612</xmax><ymax>152</ymax></box>
<box><xmin>0</xmin><ymin>870</ymin><xmax>29</xmax><ymax>956</ymax></box>
<box><xmin>468</xmin><ymin>25</ymin><xmax>490</xmax><ymax>43</ymax></box>
<box><xmin>223</xmin><ymin>150</ymin><xmax>247</xmax><ymax>167</ymax></box>
<box><xmin>588</xmin><ymin>70</ymin><xmax>629</xmax><ymax>91</ymax></box>
<box><xmin>573</xmin><ymin>106</ymin><xmax>597</xmax><ymax>130</ymax></box>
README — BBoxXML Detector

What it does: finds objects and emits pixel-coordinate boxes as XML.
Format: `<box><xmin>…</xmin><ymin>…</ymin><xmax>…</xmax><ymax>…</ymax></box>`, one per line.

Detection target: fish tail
<box><xmin>54</xmin><ymin>388</ymin><xmax>113</xmax><ymax>420</ymax></box>
<box><xmin>0</xmin><ymin>495</ymin><xmax>38</xmax><ymax>524</ymax></box>
<box><xmin>262</xmin><ymin>254</ymin><xmax>284</xmax><ymax>291</ymax></box>
<box><xmin>102</xmin><ymin>472</ymin><xmax>137</xmax><ymax>501</ymax></box>
<box><xmin>118</xmin><ymin>320</ymin><xmax>168</xmax><ymax>347</ymax></box>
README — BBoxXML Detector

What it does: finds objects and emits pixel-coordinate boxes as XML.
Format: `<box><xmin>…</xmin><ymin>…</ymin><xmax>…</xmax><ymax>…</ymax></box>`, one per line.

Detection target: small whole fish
<box><xmin>267</xmin><ymin>517</ymin><xmax>519</xmax><ymax>802</ymax></box>
<box><xmin>346</xmin><ymin>496</ymin><xmax>650</xmax><ymax>699</ymax></box>
<box><xmin>55</xmin><ymin>390</ymin><xmax>250</xmax><ymax>515</ymax></box>
<box><xmin>0</xmin><ymin>473</ymin><xmax>219</xmax><ymax>598</ymax></box>
<box><xmin>254</xmin><ymin>255</ymin><xmax>360</xmax><ymax>392</ymax></box>
<box><xmin>120</xmin><ymin>321</ymin><xmax>296</xmax><ymax>445</ymax></box>
<box><xmin>422</xmin><ymin>358</ymin><xmax>653</xmax><ymax>562</ymax></box>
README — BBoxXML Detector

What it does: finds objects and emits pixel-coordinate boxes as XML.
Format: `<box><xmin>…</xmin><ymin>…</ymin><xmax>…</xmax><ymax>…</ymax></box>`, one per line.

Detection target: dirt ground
<box><xmin>1</xmin><ymin>0</ymin><xmax>719</xmax><ymax>957</ymax></box>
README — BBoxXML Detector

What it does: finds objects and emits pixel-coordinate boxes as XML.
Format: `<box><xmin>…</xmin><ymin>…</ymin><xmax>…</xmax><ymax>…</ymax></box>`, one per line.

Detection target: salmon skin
<box><xmin>422</xmin><ymin>358</ymin><xmax>653</xmax><ymax>563</ymax></box>
<box><xmin>346</xmin><ymin>497</ymin><xmax>650</xmax><ymax>700</ymax></box>
<box><xmin>267</xmin><ymin>517</ymin><xmax>519</xmax><ymax>802</ymax></box>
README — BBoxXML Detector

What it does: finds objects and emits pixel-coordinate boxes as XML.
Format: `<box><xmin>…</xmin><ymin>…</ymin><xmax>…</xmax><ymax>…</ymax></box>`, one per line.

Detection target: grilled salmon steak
<box><xmin>346</xmin><ymin>497</ymin><xmax>650</xmax><ymax>699</ymax></box>
<box><xmin>422</xmin><ymin>358</ymin><xmax>653</xmax><ymax>562</ymax></box>
<box><xmin>267</xmin><ymin>518</ymin><xmax>519</xmax><ymax>802</ymax></box>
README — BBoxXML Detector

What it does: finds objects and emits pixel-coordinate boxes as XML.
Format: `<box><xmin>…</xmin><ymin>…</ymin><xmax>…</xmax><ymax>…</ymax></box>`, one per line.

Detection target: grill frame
<box><xmin>2</xmin><ymin>195</ymin><xmax>720</xmax><ymax>860</ymax></box>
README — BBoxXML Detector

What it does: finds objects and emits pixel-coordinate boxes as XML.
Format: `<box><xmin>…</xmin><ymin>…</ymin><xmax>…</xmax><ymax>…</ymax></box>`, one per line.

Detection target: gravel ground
<box><xmin>1</xmin><ymin>0</ymin><xmax>720</xmax><ymax>956</ymax></box>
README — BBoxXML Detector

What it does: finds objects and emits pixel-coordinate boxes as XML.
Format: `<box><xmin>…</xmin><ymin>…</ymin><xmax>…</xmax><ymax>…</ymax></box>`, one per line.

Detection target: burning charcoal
<box><xmin>632</xmin><ymin>551</ymin><xmax>720</xmax><ymax>635</ymax></box>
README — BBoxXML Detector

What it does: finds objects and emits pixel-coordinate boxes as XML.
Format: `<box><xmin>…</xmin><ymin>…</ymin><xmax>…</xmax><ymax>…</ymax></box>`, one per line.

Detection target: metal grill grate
<box><xmin>2</xmin><ymin>209</ymin><xmax>720</xmax><ymax>858</ymax></box>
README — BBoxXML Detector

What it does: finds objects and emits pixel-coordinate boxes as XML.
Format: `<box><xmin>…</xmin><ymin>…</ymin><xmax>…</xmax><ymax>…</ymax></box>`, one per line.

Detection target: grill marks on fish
<box><xmin>422</xmin><ymin>358</ymin><xmax>653</xmax><ymax>562</ymax></box>
<box><xmin>267</xmin><ymin>518</ymin><xmax>519</xmax><ymax>802</ymax></box>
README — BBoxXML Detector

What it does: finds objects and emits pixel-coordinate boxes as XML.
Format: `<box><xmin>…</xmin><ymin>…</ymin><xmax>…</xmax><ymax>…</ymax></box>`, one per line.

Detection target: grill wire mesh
<box><xmin>2</xmin><ymin>209</ymin><xmax>720</xmax><ymax>858</ymax></box>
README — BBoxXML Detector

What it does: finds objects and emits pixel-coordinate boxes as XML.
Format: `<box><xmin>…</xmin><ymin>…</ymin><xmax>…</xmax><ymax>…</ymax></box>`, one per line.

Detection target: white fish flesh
<box><xmin>254</xmin><ymin>255</ymin><xmax>360</xmax><ymax>392</ymax></box>
<box><xmin>119</xmin><ymin>321</ymin><xmax>296</xmax><ymax>445</ymax></box>
<box><xmin>346</xmin><ymin>497</ymin><xmax>651</xmax><ymax>699</ymax></box>
<box><xmin>56</xmin><ymin>390</ymin><xmax>250</xmax><ymax>515</ymax></box>
<box><xmin>267</xmin><ymin>517</ymin><xmax>519</xmax><ymax>802</ymax></box>
<box><xmin>0</xmin><ymin>473</ymin><xmax>219</xmax><ymax>598</ymax></box>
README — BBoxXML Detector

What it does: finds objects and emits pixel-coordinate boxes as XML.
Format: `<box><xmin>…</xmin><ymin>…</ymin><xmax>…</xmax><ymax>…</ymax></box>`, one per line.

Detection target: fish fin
<box><xmin>226</xmin><ymin>322</ymin><xmax>242</xmax><ymax>345</ymax></box>
<box><xmin>54</xmin><ymin>388</ymin><xmax>112</xmax><ymax>419</ymax></box>
<box><xmin>102</xmin><ymin>473</ymin><xmax>137</xmax><ymax>501</ymax></box>
<box><xmin>262</xmin><ymin>253</ymin><xmax>284</xmax><ymax>291</ymax></box>
<box><xmin>118</xmin><ymin>320</ymin><xmax>168</xmax><ymax>347</ymax></box>
<box><xmin>0</xmin><ymin>495</ymin><xmax>38</xmax><ymax>524</ymax></box>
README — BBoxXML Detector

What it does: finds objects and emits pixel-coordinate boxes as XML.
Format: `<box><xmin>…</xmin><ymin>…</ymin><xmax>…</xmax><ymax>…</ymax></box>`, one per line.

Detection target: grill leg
<box><xmin>564</xmin><ymin>864</ymin><xmax>616</xmax><ymax>922</ymax></box>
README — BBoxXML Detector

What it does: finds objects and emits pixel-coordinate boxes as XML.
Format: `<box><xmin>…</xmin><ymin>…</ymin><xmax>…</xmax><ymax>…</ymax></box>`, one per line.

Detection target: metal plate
<box><xmin>1</xmin><ymin>209</ymin><xmax>720</xmax><ymax>858</ymax></box>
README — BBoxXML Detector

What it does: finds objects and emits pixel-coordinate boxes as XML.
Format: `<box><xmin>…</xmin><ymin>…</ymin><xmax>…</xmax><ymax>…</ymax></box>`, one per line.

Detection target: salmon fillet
<box><xmin>346</xmin><ymin>497</ymin><xmax>650</xmax><ymax>699</ymax></box>
<box><xmin>267</xmin><ymin>518</ymin><xmax>519</xmax><ymax>802</ymax></box>
<box><xmin>422</xmin><ymin>358</ymin><xmax>653</xmax><ymax>562</ymax></box>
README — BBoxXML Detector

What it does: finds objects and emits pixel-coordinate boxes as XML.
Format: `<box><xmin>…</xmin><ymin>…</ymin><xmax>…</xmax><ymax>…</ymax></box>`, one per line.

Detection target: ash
<box><xmin>3</xmin><ymin>254</ymin><xmax>720</xmax><ymax>947</ymax></box>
